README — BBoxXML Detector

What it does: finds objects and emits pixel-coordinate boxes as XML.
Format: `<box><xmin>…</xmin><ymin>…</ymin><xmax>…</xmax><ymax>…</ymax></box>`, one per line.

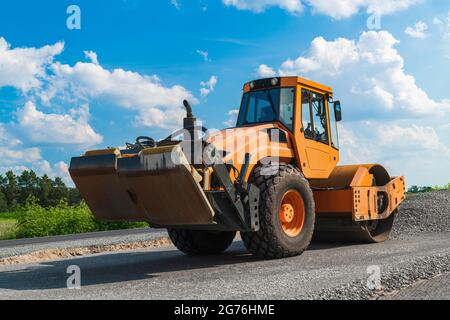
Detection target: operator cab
<box><xmin>238</xmin><ymin>77</ymin><xmax>343</xmax><ymax>179</ymax></box>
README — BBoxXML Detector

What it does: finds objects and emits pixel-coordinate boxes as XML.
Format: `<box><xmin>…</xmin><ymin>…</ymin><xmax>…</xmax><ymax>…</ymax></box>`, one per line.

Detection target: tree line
<box><xmin>1</xmin><ymin>170</ymin><xmax>448</xmax><ymax>212</ymax></box>
<box><xmin>407</xmin><ymin>184</ymin><xmax>450</xmax><ymax>194</ymax></box>
<box><xmin>0</xmin><ymin>170</ymin><xmax>82</xmax><ymax>212</ymax></box>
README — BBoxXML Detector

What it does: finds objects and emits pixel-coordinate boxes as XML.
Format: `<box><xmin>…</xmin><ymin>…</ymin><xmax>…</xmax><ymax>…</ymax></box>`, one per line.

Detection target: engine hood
<box><xmin>207</xmin><ymin>123</ymin><xmax>294</xmax><ymax>167</ymax></box>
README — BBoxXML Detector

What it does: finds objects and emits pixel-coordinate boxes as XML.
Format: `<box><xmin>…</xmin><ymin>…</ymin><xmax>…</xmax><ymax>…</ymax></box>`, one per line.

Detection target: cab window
<box><xmin>301</xmin><ymin>90</ymin><xmax>314</xmax><ymax>140</ymax></box>
<box><xmin>279</xmin><ymin>88</ymin><xmax>295</xmax><ymax>131</ymax></box>
<box><xmin>301</xmin><ymin>89</ymin><xmax>329</xmax><ymax>145</ymax></box>
<box><xmin>329</xmin><ymin>101</ymin><xmax>339</xmax><ymax>149</ymax></box>
<box><xmin>238</xmin><ymin>90</ymin><xmax>278</xmax><ymax>125</ymax></box>
<box><xmin>237</xmin><ymin>88</ymin><xmax>295</xmax><ymax>131</ymax></box>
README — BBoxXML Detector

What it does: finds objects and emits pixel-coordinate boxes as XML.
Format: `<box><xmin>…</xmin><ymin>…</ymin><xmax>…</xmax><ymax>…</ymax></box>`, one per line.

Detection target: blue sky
<box><xmin>0</xmin><ymin>0</ymin><xmax>450</xmax><ymax>186</ymax></box>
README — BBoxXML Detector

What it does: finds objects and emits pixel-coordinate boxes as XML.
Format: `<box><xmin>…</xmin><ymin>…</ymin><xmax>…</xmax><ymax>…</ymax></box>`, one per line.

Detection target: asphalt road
<box><xmin>0</xmin><ymin>232</ymin><xmax>449</xmax><ymax>300</ymax></box>
<box><xmin>0</xmin><ymin>228</ymin><xmax>155</xmax><ymax>249</ymax></box>
<box><xmin>0</xmin><ymin>228</ymin><xmax>167</xmax><ymax>259</ymax></box>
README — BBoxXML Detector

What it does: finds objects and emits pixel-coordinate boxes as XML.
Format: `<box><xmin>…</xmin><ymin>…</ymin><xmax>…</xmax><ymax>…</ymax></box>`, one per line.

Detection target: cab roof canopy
<box><xmin>244</xmin><ymin>76</ymin><xmax>333</xmax><ymax>95</ymax></box>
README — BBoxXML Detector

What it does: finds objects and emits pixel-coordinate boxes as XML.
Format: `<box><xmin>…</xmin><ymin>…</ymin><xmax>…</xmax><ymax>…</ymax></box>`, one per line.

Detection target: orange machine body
<box><xmin>69</xmin><ymin>76</ymin><xmax>405</xmax><ymax>230</ymax></box>
<box><xmin>206</xmin><ymin>76</ymin><xmax>405</xmax><ymax>223</ymax></box>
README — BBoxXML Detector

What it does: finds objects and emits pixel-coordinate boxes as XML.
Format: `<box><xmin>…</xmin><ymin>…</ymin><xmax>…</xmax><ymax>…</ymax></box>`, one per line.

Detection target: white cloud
<box><xmin>84</xmin><ymin>50</ymin><xmax>99</xmax><ymax>65</ymax></box>
<box><xmin>0</xmin><ymin>37</ymin><xmax>197</xmax><ymax>130</ymax></box>
<box><xmin>54</xmin><ymin>161</ymin><xmax>72</xmax><ymax>185</ymax></box>
<box><xmin>0</xmin><ymin>123</ymin><xmax>22</xmax><ymax>148</ymax></box>
<box><xmin>1</xmin><ymin>122</ymin><xmax>77</xmax><ymax>185</ymax></box>
<box><xmin>0</xmin><ymin>123</ymin><xmax>43</xmax><ymax>169</ymax></box>
<box><xmin>16</xmin><ymin>101</ymin><xmax>103</xmax><ymax>147</ymax></box>
<box><xmin>0</xmin><ymin>37</ymin><xmax>64</xmax><ymax>92</ymax></box>
<box><xmin>433</xmin><ymin>10</ymin><xmax>450</xmax><ymax>27</ymax></box>
<box><xmin>279</xmin><ymin>36</ymin><xmax>359</xmax><ymax>76</ymax></box>
<box><xmin>223</xmin><ymin>0</ymin><xmax>420</xmax><ymax>18</ymax></box>
<box><xmin>0</xmin><ymin>37</ymin><xmax>199</xmax><ymax>184</ymax></box>
<box><xmin>266</xmin><ymin>31</ymin><xmax>450</xmax><ymax>116</ymax></box>
<box><xmin>196</xmin><ymin>49</ymin><xmax>211</xmax><ymax>62</ymax></box>
<box><xmin>338</xmin><ymin>122</ymin><xmax>450</xmax><ymax>186</ymax></box>
<box><xmin>0</xmin><ymin>158</ymin><xmax>73</xmax><ymax>186</ymax></box>
<box><xmin>47</xmin><ymin>61</ymin><xmax>196</xmax><ymax>128</ymax></box>
<box><xmin>200</xmin><ymin>76</ymin><xmax>218</xmax><ymax>97</ymax></box>
<box><xmin>257</xmin><ymin>64</ymin><xmax>277</xmax><ymax>77</ymax></box>
<box><xmin>336</xmin><ymin>123</ymin><xmax>371</xmax><ymax>164</ymax></box>
<box><xmin>223</xmin><ymin>0</ymin><xmax>303</xmax><ymax>14</ymax></box>
<box><xmin>433</xmin><ymin>10</ymin><xmax>450</xmax><ymax>41</ymax></box>
<box><xmin>0</xmin><ymin>145</ymin><xmax>42</xmax><ymax>167</ymax></box>
<box><xmin>405</xmin><ymin>21</ymin><xmax>429</xmax><ymax>39</ymax></box>
<box><xmin>171</xmin><ymin>0</ymin><xmax>181</xmax><ymax>10</ymax></box>
<box><xmin>377</xmin><ymin>124</ymin><xmax>440</xmax><ymax>150</ymax></box>
<box><xmin>306</xmin><ymin>0</ymin><xmax>422</xmax><ymax>19</ymax></box>
<box><xmin>257</xmin><ymin>31</ymin><xmax>450</xmax><ymax>186</ymax></box>
<box><xmin>35</xmin><ymin>160</ymin><xmax>72</xmax><ymax>185</ymax></box>
<box><xmin>433</xmin><ymin>17</ymin><xmax>443</xmax><ymax>26</ymax></box>
<box><xmin>224</xmin><ymin>109</ymin><xmax>239</xmax><ymax>127</ymax></box>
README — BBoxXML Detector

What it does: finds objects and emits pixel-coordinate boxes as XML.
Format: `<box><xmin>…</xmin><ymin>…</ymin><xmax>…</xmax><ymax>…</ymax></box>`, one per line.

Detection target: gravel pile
<box><xmin>302</xmin><ymin>253</ymin><xmax>450</xmax><ymax>300</ymax></box>
<box><xmin>391</xmin><ymin>190</ymin><xmax>450</xmax><ymax>239</ymax></box>
<box><xmin>302</xmin><ymin>190</ymin><xmax>450</xmax><ymax>300</ymax></box>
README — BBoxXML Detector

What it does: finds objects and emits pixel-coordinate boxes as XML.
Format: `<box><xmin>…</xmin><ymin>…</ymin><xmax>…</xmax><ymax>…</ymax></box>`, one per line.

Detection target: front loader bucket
<box><xmin>69</xmin><ymin>145</ymin><xmax>215</xmax><ymax>227</ymax></box>
<box><xmin>69</xmin><ymin>149</ymin><xmax>147</xmax><ymax>221</ymax></box>
<box><xmin>117</xmin><ymin>145</ymin><xmax>215</xmax><ymax>226</ymax></box>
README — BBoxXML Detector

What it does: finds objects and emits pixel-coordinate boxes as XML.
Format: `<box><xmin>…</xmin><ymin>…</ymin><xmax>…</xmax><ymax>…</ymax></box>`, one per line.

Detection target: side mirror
<box><xmin>334</xmin><ymin>101</ymin><xmax>342</xmax><ymax>122</ymax></box>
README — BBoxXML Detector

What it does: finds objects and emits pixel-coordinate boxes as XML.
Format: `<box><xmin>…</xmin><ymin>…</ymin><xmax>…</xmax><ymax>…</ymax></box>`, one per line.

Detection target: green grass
<box><xmin>0</xmin><ymin>212</ymin><xmax>19</xmax><ymax>220</ymax></box>
<box><xmin>0</xmin><ymin>201</ymin><xmax>148</xmax><ymax>240</ymax></box>
<box><xmin>0</xmin><ymin>212</ymin><xmax>19</xmax><ymax>240</ymax></box>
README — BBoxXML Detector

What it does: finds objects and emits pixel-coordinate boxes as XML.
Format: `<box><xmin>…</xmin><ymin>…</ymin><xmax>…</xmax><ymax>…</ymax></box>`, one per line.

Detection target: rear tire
<box><xmin>168</xmin><ymin>229</ymin><xmax>236</xmax><ymax>256</ymax></box>
<box><xmin>241</xmin><ymin>164</ymin><xmax>315</xmax><ymax>259</ymax></box>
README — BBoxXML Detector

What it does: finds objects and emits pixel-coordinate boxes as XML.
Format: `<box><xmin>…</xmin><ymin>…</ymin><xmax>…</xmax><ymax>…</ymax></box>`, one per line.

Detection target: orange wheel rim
<box><xmin>279</xmin><ymin>190</ymin><xmax>305</xmax><ymax>237</ymax></box>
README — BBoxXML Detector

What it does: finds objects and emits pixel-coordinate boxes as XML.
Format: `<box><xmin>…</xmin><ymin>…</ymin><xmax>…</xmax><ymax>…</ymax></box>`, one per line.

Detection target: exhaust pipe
<box><xmin>182</xmin><ymin>100</ymin><xmax>202</xmax><ymax>164</ymax></box>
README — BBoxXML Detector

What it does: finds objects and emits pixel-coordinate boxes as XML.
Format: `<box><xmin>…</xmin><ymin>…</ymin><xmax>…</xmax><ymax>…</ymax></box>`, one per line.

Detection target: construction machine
<box><xmin>69</xmin><ymin>76</ymin><xmax>405</xmax><ymax>259</ymax></box>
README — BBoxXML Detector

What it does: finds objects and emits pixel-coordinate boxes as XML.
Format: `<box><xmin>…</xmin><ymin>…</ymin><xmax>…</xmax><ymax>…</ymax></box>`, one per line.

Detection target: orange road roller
<box><xmin>69</xmin><ymin>76</ymin><xmax>405</xmax><ymax>259</ymax></box>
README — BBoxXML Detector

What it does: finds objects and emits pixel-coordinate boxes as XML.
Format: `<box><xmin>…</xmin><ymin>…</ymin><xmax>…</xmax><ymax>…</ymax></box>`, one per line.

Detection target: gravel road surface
<box><xmin>0</xmin><ymin>190</ymin><xmax>448</xmax><ymax>300</ymax></box>
<box><xmin>0</xmin><ymin>232</ymin><xmax>448</xmax><ymax>300</ymax></box>
<box><xmin>382</xmin><ymin>272</ymin><xmax>450</xmax><ymax>300</ymax></box>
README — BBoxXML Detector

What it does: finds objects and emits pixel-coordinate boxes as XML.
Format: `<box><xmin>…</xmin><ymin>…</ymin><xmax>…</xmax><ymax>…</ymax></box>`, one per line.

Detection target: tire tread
<box><xmin>242</xmin><ymin>164</ymin><xmax>315</xmax><ymax>259</ymax></box>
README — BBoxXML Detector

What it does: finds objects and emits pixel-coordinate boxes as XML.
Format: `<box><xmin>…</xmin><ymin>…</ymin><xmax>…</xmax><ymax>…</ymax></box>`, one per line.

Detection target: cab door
<box><xmin>293</xmin><ymin>87</ymin><xmax>339</xmax><ymax>179</ymax></box>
